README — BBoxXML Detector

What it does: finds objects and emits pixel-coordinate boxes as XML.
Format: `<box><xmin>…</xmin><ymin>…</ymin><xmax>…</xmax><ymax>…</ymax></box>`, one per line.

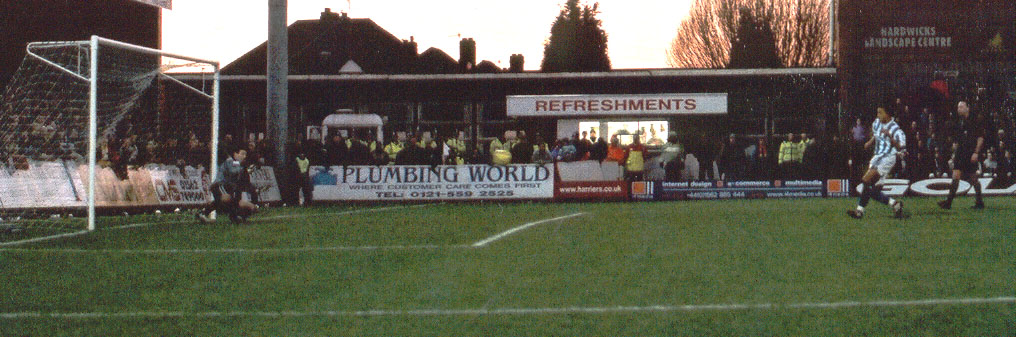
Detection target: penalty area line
<box><xmin>108</xmin><ymin>203</ymin><xmax>439</xmax><ymax>231</ymax></box>
<box><xmin>0</xmin><ymin>204</ymin><xmax>439</xmax><ymax>249</ymax></box>
<box><xmin>0</xmin><ymin>244</ymin><xmax>472</xmax><ymax>254</ymax></box>
<box><xmin>3</xmin><ymin>296</ymin><xmax>1012</xmax><ymax>319</ymax></box>
<box><xmin>472</xmin><ymin>212</ymin><xmax>587</xmax><ymax>247</ymax></box>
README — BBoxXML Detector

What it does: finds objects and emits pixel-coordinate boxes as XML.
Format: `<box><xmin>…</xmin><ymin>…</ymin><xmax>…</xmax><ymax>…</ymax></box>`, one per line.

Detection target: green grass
<box><xmin>1</xmin><ymin>198</ymin><xmax>1014</xmax><ymax>335</ymax></box>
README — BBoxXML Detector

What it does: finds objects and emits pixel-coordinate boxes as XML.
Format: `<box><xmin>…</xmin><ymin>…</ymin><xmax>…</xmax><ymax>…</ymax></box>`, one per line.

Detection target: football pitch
<box><xmin>2</xmin><ymin>197</ymin><xmax>1014</xmax><ymax>335</ymax></box>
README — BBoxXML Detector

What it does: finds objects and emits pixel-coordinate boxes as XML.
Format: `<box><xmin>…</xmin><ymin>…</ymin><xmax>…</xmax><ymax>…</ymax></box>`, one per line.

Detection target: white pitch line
<box><xmin>0</xmin><ymin>230</ymin><xmax>91</xmax><ymax>248</ymax></box>
<box><xmin>0</xmin><ymin>244</ymin><xmax>472</xmax><ymax>254</ymax></box>
<box><xmin>472</xmin><ymin>212</ymin><xmax>586</xmax><ymax>247</ymax></box>
<box><xmin>3</xmin><ymin>296</ymin><xmax>1012</xmax><ymax>319</ymax></box>
<box><xmin>259</xmin><ymin>204</ymin><xmax>433</xmax><ymax>221</ymax></box>
<box><xmin>107</xmin><ymin>203</ymin><xmax>437</xmax><ymax>230</ymax></box>
<box><xmin>0</xmin><ymin>204</ymin><xmax>439</xmax><ymax>249</ymax></box>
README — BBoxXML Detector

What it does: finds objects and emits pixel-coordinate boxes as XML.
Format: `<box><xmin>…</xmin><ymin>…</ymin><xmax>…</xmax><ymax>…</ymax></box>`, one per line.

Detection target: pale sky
<box><xmin>161</xmin><ymin>0</ymin><xmax>694</xmax><ymax>71</ymax></box>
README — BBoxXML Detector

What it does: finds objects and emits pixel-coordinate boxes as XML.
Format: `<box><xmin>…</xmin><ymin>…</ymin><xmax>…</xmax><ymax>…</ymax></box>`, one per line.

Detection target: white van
<box><xmin>319</xmin><ymin>109</ymin><xmax>383</xmax><ymax>144</ymax></box>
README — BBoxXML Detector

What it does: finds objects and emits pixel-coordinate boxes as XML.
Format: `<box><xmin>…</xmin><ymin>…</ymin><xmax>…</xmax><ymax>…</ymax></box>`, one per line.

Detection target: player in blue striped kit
<box><xmin>848</xmin><ymin>107</ymin><xmax>906</xmax><ymax>219</ymax></box>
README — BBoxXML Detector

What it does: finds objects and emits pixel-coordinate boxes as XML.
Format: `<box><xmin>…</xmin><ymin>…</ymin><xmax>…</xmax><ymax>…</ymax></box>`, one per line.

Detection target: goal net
<box><xmin>0</xmin><ymin>36</ymin><xmax>219</xmax><ymax>245</ymax></box>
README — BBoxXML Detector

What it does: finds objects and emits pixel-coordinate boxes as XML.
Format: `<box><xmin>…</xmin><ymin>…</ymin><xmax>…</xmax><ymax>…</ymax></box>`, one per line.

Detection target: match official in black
<box><xmin>939</xmin><ymin>101</ymin><xmax>986</xmax><ymax>209</ymax></box>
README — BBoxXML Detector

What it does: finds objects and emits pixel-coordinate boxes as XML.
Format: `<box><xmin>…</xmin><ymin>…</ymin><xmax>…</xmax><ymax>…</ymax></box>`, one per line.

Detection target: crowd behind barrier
<box><xmin>280</xmin><ymin>76</ymin><xmax>1013</xmax><ymax>188</ymax></box>
<box><xmin>3</xmin><ymin>75</ymin><xmax>1013</xmax><ymax>207</ymax></box>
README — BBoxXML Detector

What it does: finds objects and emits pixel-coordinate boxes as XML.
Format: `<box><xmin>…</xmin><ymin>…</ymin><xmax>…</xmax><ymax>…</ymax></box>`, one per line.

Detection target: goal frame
<box><xmin>23</xmin><ymin>35</ymin><xmax>221</xmax><ymax>231</ymax></box>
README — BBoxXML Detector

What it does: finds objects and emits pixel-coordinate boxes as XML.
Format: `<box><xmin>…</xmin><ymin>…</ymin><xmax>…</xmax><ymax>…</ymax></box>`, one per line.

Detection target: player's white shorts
<box><xmin>868</xmin><ymin>153</ymin><xmax>897</xmax><ymax>178</ymax></box>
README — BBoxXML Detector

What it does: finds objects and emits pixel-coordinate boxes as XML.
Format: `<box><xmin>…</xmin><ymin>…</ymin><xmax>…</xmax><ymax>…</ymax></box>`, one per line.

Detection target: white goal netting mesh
<box><xmin>0</xmin><ymin>38</ymin><xmax>217</xmax><ymax>243</ymax></box>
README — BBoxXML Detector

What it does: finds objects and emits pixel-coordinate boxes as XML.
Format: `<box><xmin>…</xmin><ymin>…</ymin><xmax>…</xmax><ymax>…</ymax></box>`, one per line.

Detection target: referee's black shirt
<box><xmin>949</xmin><ymin>114</ymin><xmax>986</xmax><ymax>156</ymax></box>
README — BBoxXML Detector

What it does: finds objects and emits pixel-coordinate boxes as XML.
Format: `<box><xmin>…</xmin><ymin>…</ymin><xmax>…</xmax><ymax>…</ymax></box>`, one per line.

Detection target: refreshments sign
<box><xmin>507</xmin><ymin>93</ymin><xmax>727</xmax><ymax>117</ymax></box>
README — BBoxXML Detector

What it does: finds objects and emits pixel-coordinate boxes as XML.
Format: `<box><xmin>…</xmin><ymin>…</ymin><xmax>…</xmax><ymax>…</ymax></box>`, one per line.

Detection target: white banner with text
<box><xmin>507</xmin><ymin>93</ymin><xmax>728</xmax><ymax>117</ymax></box>
<box><xmin>311</xmin><ymin>164</ymin><xmax>555</xmax><ymax>201</ymax></box>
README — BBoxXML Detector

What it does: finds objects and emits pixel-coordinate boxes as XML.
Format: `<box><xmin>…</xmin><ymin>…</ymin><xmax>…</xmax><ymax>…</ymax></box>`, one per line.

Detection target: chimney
<box><xmin>459</xmin><ymin>38</ymin><xmax>476</xmax><ymax>70</ymax></box>
<box><xmin>404</xmin><ymin>36</ymin><xmax>418</xmax><ymax>55</ymax></box>
<box><xmin>321</xmin><ymin>8</ymin><xmax>335</xmax><ymax>20</ymax></box>
<box><xmin>509</xmin><ymin>54</ymin><xmax>524</xmax><ymax>72</ymax></box>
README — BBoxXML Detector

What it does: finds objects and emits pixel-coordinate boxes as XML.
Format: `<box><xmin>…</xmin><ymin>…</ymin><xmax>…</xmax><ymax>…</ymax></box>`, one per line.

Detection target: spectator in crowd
<box><xmin>752</xmin><ymin>137</ymin><xmax>771</xmax><ymax>180</ymax></box>
<box><xmin>661</xmin><ymin>134</ymin><xmax>685</xmax><ymax>181</ymax></box>
<box><xmin>718</xmin><ymin>133</ymin><xmax>742</xmax><ymax>180</ymax></box>
<box><xmin>932</xmin><ymin>147</ymin><xmax>951</xmax><ymax>178</ymax></box>
<box><xmin>926</xmin><ymin>131</ymin><xmax>940</xmax><ymax>157</ymax></box>
<box><xmin>801</xmin><ymin>134</ymin><xmax>825</xmax><ymax>180</ymax></box>
<box><xmin>346</xmin><ymin>132</ymin><xmax>371</xmax><ymax>165</ymax></box>
<box><xmin>852</xmin><ymin>118</ymin><xmax>867</xmax><ymax>144</ymax></box>
<box><xmin>589</xmin><ymin>135</ymin><xmax>608</xmax><ymax>162</ymax></box>
<box><xmin>997</xmin><ymin>129</ymin><xmax>1011</xmax><ymax>154</ymax></box>
<box><xmin>121</xmin><ymin>134</ymin><xmax>140</xmax><ymax>167</ymax></box>
<box><xmin>575</xmin><ymin>131</ymin><xmax>591</xmax><ymax>160</ymax></box>
<box><xmin>983</xmin><ymin>149</ymin><xmax>998</xmax><ymax>177</ymax></box>
<box><xmin>778</xmin><ymin>133</ymin><xmax>797</xmax><ymax>179</ymax></box>
<box><xmin>383</xmin><ymin>131</ymin><xmax>406</xmax><ymax>165</ymax></box>
<box><xmin>395</xmin><ymin>136</ymin><xmax>425</xmax><ymax>165</ymax></box>
<box><xmin>689</xmin><ymin>136</ymin><xmax>717</xmax><ymax>181</ymax></box>
<box><xmin>106</xmin><ymin>135</ymin><xmax>129</xmax><ymax>180</ymax></box>
<box><xmin>324</xmin><ymin>134</ymin><xmax>347</xmax><ymax>167</ymax></box>
<box><xmin>511</xmin><ymin>132</ymin><xmax>532</xmax><ymax>164</ymax></box>
<box><xmin>237</xmin><ymin>140</ymin><xmax>266</xmax><ymax>206</ymax></box>
<box><xmin>134</xmin><ymin>137</ymin><xmax>153</xmax><ymax>166</ymax></box>
<box><xmin>647</xmin><ymin>126</ymin><xmax>665</xmax><ymax>146</ymax></box>
<box><xmin>799</xmin><ymin>133</ymin><xmax>813</xmax><ymax>160</ymax></box>
<box><xmin>605</xmin><ymin>135</ymin><xmax>624</xmax><ymax>163</ymax></box>
<box><xmin>444</xmin><ymin>130</ymin><xmax>467</xmax><ymax>165</ymax></box>
<box><xmin>420</xmin><ymin>132</ymin><xmax>442</xmax><ymax>166</ymax></box>
<box><xmin>255</xmin><ymin>136</ymin><xmax>274</xmax><ymax>167</ymax></box>
<box><xmin>57</xmin><ymin>131</ymin><xmax>84</xmax><ymax>162</ymax></box>
<box><xmin>369</xmin><ymin>139</ymin><xmax>388</xmax><ymax>165</ymax></box>
<box><xmin>288</xmin><ymin>150</ymin><xmax>313</xmax><ymax>206</ymax></box>
<box><xmin>532</xmin><ymin>141</ymin><xmax>553</xmax><ymax>165</ymax></box>
<box><xmin>1000</xmin><ymin>149</ymin><xmax>1014</xmax><ymax>183</ymax></box>
<box><xmin>556</xmin><ymin>138</ymin><xmax>577</xmax><ymax>162</ymax></box>
<box><xmin>364</xmin><ymin>132</ymin><xmax>383</xmax><ymax>163</ymax></box>
<box><xmin>187</xmin><ymin>134</ymin><xmax>206</xmax><ymax>167</ymax></box>
<box><xmin>218</xmin><ymin>133</ymin><xmax>236</xmax><ymax>164</ymax></box>
<box><xmin>622</xmin><ymin>136</ymin><xmax>647</xmax><ymax>181</ymax></box>
<box><xmin>489</xmin><ymin>132</ymin><xmax>506</xmax><ymax>163</ymax></box>
<box><xmin>919</xmin><ymin>107</ymin><xmax>932</xmax><ymax>127</ymax></box>
<box><xmin>908</xmin><ymin>137</ymin><xmax>931</xmax><ymax>180</ymax></box>
<box><xmin>303</xmin><ymin>131</ymin><xmax>325</xmax><ymax>166</ymax></box>
<box><xmin>827</xmin><ymin>135</ymin><xmax>851</xmax><ymax>179</ymax></box>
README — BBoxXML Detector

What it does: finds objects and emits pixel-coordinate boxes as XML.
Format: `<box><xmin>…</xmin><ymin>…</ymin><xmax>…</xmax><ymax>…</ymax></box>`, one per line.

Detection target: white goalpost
<box><xmin>0</xmin><ymin>36</ymin><xmax>219</xmax><ymax>245</ymax></box>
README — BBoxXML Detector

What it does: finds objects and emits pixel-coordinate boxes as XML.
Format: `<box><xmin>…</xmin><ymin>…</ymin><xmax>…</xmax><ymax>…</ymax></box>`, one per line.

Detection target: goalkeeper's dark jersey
<box><xmin>949</xmin><ymin>115</ymin><xmax>985</xmax><ymax>156</ymax></box>
<box><xmin>214</xmin><ymin>158</ymin><xmax>245</xmax><ymax>191</ymax></box>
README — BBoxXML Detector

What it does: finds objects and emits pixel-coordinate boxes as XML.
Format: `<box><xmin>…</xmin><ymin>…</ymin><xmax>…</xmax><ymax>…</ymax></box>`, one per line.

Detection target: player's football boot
<box><xmin>892</xmin><ymin>200</ymin><xmax>904</xmax><ymax>218</ymax></box>
<box><xmin>846</xmin><ymin>209</ymin><xmax>864</xmax><ymax>219</ymax></box>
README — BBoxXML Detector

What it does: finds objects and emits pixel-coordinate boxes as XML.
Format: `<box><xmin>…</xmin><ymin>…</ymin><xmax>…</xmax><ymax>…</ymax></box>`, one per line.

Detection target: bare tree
<box><xmin>668</xmin><ymin>0</ymin><xmax>830</xmax><ymax>68</ymax></box>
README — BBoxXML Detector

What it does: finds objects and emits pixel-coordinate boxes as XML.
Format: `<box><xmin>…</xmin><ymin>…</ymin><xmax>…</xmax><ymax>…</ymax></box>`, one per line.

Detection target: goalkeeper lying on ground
<box><xmin>197</xmin><ymin>145</ymin><xmax>258</xmax><ymax>224</ymax></box>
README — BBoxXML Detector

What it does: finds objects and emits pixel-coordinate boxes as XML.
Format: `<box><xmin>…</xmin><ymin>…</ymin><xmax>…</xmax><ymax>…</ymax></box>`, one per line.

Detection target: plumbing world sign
<box><xmin>507</xmin><ymin>93</ymin><xmax>727</xmax><ymax>117</ymax></box>
<box><xmin>311</xmin><ymin>164</ymin><xmax>554</xmax><ymax>201</ymax></box>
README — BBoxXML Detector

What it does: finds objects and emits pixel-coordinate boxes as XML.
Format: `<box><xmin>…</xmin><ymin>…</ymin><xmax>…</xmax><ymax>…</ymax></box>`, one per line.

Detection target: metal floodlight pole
<box><xmin>87</xmin><ymin>36</ymin><xmax>99</xmax><ymax>231</ymax></box>
<box><xmin>209</xmin><ymin>68</ymin><xmax>221</xmax><ymax>219</ymax></box>
<box><xmin>829</xmin><ymin>0</ymin><xmax>836</xmax><ymax>66</ymax></box>
<box><xmin>268</xmin><ymin>0</ymin><xmax>289</xmax><ymax>175</ymax></box>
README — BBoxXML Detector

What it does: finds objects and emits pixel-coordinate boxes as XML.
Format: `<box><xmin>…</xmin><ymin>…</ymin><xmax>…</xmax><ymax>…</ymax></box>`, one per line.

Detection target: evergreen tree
<box><xmin>728</xmin><ymin>7</ymin><xmax>781</xmax><ymax>68</ymax></box>
<box><xmin>541</xmin><ymin>0</ymin><xmax>610</xmax><ymax>72</ymax></box>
